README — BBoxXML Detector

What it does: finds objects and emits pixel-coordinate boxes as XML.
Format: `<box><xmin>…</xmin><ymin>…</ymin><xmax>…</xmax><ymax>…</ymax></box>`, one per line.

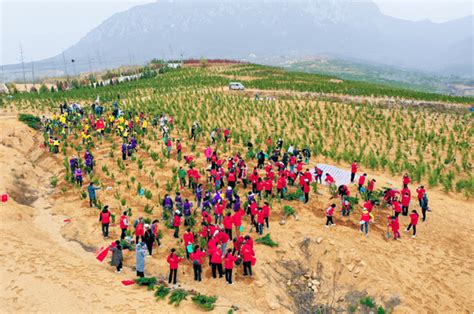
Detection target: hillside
<box><xmin>0</xmin><ymin>64</ymin><xmax>473</xmax><ymax>313</ymax></box>
<box><xmin>2</xmin><ymin>0</ymin><xmax>473</xmax><ymax>82</ymax></box>
<box><xmin>277</xmin><ymin>56</ymin><xmax>474</xmax><ymax>96</ymax></box>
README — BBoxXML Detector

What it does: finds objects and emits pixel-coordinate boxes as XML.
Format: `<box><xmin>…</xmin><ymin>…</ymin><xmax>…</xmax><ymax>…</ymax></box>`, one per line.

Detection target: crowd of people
<box><xmin>41</xmin><ymin>99</ymin><xmax>431</xmax><ymax>285</ymax></box>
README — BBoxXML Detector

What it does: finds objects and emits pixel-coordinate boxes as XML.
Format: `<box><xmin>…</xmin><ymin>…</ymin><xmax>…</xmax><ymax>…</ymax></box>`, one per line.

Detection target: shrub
<box><xmin>18</xmin><ymin>113</ymin><xmax>41</xmax><ymax>130</ymax></box>
<box><xmin>283</xmin><ymin>205</ymin><xmax>295</xmax><ymax>217</ymax></box>
<box><xmin>169</xmin><ymin>289</ymin><xmax>188</xmax><ymax>306</ymax></box>
<box><xmin>255</xmin><ymin>234</ymin><xmax>278</xmax><ymax>247</ymax></box>
<box><xmin>192</xmin><ymin>294</ymin><xmax>217</xmax><ymax>311</ymax></box>
<box><xmin>135</xmin><ymin>277</ymin><xmax>157</xmax><ymax>290</ymax></box>
<box><xmin>154</xmin><ymin>285</ymin><xmax>170</xmax><ymax>301</ymax></box>
<box><xmin>50</xmin><ymin>176</ymin><xmax>58</xmax><ymax>187</ymax></box>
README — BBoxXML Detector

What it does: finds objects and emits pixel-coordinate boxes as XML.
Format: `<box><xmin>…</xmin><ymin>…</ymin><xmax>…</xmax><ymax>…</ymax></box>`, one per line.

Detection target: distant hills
<box><xmin>2</xmin><ymin>0</ymin><xmax>473</xmax><ymax>87</ymax></box>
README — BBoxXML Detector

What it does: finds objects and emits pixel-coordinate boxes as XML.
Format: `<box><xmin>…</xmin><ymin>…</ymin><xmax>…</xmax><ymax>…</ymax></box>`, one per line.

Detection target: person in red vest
<box><xmin>388</xmin><ymin>216</ymin><xmax>400</xmax><ymax>240</ymax></box>
<box><xmin>314</xmin><ymin>166</ymin><xmax>323</xmax><ymax>184</ymax></box>
<box><xmin>134</xmin><ymin>217</ymin><xmax>144</xmax><ymax>244</ymax></box>
<box><xmin>210</xmin><ymin>244</ymin><xmax>224</xmax><ymax>279</ymax></box>
<box><xmin>183</xmin><ymin>228</ymin><xmax>195</xmax><ymax>259</ymax></box>
<box><xmin>224</xmin><ymin>249</ymin><xmax>238</xmax><ymax>284</ymax></box>
<box><xmin>190</xmin><ymin>245</ymin><xmax>206</xmax><ymax>282</ymax></box>
<box><xmin>402</xmin><ymin>173</ymin><xmax>411</xmax><ymax>188</ymax></box>
<box><xmin>416</xmin><ymin>186</ymin><xmax>426</xmax><ymax>207</ymax></box>
<box><xmin>325</xmin><ymin>204</ymin><xmax>336</xmax><ymax>228</ymax></box>
<box><xmin>223</xmin><ymin>212</ymin><xmax>233</xmax><ymax>240</ymax></box>
<box><xmin>249</xmin><ymin>169</ymin><xmax>259</xmax><ymax>194</ymax></box>
<box><xmin>359</xmin><ymin>210</ymin><xmax>370</xmax><ymax>236</ymax></box>
<box><xmin>277</xmin><ymin>175</ymin><xmax>287</xmax><ymax>199</ymax></box>
<box><xmin>99</xmin><ymin>206</ymin><xmax>111</xmax><ymax>239</ymax></box>
<box><xmin>167</xmin><ymin>248</ymin><xmax>182</xmax><ymax>285</ymax></box>
<box><xmin>119</xmin><ymin>211</ymin><xmax>129</xmax><ymax>240</ymax></box>
<box><xmin>224</xmin><ymin>128</ymin><xmax>230</xmax><ymax>142</ymax></box>
<box><xmin>256</xmin><ymin>178</ymin><xmax>264</xmax><ymax>200</ymax></box>
<box><xmin>358</xmin><ymin>173</ymin><xmax>367</xmax><ymax>192</ymax></box>
<box><xmin>401</xmin><ymin>190</ymin><xmax>411</xmax><ymax>216</ymax></box>
<box><xmin>303</xmin><ymin>179</ymin><xmax>311</xmax><ymax>203</ymax></box>
<box><xmin>392</xmin><ymin>198</ymin><xmax>402</xmax><ymax>218</ymax></box>
<box><xmin>264</xmin><ymin>177</ymin><xmax>273</xmax><ymax>198</ymax></box>
<box><xmin>262</xmin><ymin>202</ymin><xmax>271</xmax><ymax>230</ymax></box>
<box><xmin>173</xmin><ymin>211</ymin><xmax>181</xmax><ymax>238</ymax></box>
<box><xmin>240</xmin><ymin>241</ymin><xmax>255</xmax><ymax>276</ymax></box>
<box><xmin>367</xmin><ymin>179</ymin><xmax>376</xmax><ymax>198</ymax></box>
<box><xmin>325</xmin><ymin>173</ymin><xmax>335</xmax><ymax>186</ymax></box>
<box><xmin>228</xmin><ymin>170</ymin><xmax>236</xmax><ymax>188</ymax></box>
<box><xmin>351</xmin><ymin>160</ymin><xmax>358</xmax><ymax>183</ymax></box>
<box><xmin>406</xmin><ymin>210</ymin><xmax>419</xmax><ymax>238</ymax></box>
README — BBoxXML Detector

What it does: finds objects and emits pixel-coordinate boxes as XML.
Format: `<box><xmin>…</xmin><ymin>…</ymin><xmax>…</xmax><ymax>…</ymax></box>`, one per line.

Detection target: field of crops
<box><xmin>2</xmin><ymin>64</ymin><xmax>473</xmax><ymax>196</ymax></box>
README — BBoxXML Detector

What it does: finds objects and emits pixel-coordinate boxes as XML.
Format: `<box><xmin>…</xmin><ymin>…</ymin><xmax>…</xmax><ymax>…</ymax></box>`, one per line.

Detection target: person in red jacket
<box><xmin>351</xmin><ymin>160</ymin><xmax>358</xmax><ymax>183</ymax></box>
<box><xmin>358</xmin><ymin>173</ymin><xmax>367</xmax><ymax>192</ymax></box>
<box><xmin>167</xmin><ymin>248</ymin><xmax>182</xmax><ymax>284</ymax></box>
<box><xmin>401</xmin><ymin>190</ymin><xmax>411</xmax><ymax>216</ymax></box>
<box><xmin>190</xmin><ymin>245</ymin><xmax>206</xmax><ymax>282</ymax></box>
<box><xmin>264</xmin><ymin>177</ymin><xmax>273</xmax><ymax>198</ymax></box>
<box><xmin>119</xmin><ymin>211</ymin><xmax>129</xmax><ymax>240</ymax></box>
<box><xmin>173</xmin><ymin>211</ymin><xmax>181</xmax><ymax>238</ymax></box>
<box><xmin>240</xmin><ymin>242</ymin><xmax>255</xmax><ymax>276</ymax></box>
<box><xmin>262</xmin><ymin>202</ymin><xmax>270</xmax><ymax>229</ymax></box>
<box><xmin>224</xmin><ymin>249</ymin><xmax>238</xmax><ymax>284</ymax></box>
<box><xmin>223</xmin><ymin>212</ymin><xmax>233</xmax><ymax>240</ymax></box>
<box><xmin>388</xmin><ymin>216</ymin><xmax>400</xmax><ymax>240</ymax></box>
<box><xmin>359</xmin><ymin>210</ymin><xmax>370</xmax><ymax>236</ymax></box>
<box><xmin>183</xmin><ymin>228</ymin><xmax>195</xmax><ymax>259</ymax></box>
<box><xmin>99</xmin><ymin>206</ymin><xmax>111</xmax><ymax>239</ymax></box>
<box><xmin>256</xmin><ymin>178</ymin><xmax>264</xmax><ymax>199</ymax></box>
<box><xmin>325</xmin><ymin>204</ymin><xmax>336</xmax><ymax>227</ymax></box>
<box><xmin>314</xmin><ymin>166</ymin><xmax>323</xmax><ymax>184</ymax></box>
<box><xmin>402</xmin><ymin>173</ymin><xmax>411</xmax><ymax>188</ymax></box>
<box><xmin>232</xmin><ymin>235</ymin><xmax>244</xmax><ymax>255</ymax></box>
<box><xmin>406</xmin><ymin>210</ymin><xmax>419</xmax><ymax>238</ymax></box>
<box><xmin>210</xmin><ymin>244</ymin><xmax>224</xmax><ymax>278</ymax></box>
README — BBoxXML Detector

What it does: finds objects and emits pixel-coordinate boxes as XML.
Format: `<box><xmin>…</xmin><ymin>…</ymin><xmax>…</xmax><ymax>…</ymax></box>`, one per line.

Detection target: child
<box><xmin>389</xmin><ymin>216</ymin><xmax>400</xmax><ymax>240</ymax></box>
<box><xmin>406</xmin><ymin>210</ymin><xmax>419</xmax><ymax>238</ymax></box>
<box><xmin>167</xmin><ymin>248</ymin><xmax>182</xmax><ymax>284</ymax></box>
<box><xmin>325</xmin><ymin>204</ymin><xmax>336</xmax><ymax>227</ymax></box>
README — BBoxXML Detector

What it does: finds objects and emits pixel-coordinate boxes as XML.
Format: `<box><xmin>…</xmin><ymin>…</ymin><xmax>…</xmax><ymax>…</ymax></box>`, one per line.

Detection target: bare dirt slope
<box><xmin>0</xmin><ymin>113</ymin><xmax>473</xmax><ymax>313</ymax></box>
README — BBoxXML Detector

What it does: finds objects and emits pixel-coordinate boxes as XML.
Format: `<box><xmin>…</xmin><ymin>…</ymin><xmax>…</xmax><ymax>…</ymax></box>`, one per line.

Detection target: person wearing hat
<box><xmin>143</xmin><ymin>224</ymin><xmax>155</xmax><ymax>256</ymax></box>
<box><xmin>360</xmin><ymin>210</ymin><xmax>370</xmax><ymax>236</ymax></box>
<box><xmin>136</xmin><ymin>241</ymin><xmax>147</xmax><ymax>277</ymax></box>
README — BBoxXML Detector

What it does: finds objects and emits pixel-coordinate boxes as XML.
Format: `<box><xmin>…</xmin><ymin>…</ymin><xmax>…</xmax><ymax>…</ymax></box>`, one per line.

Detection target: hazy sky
<box><xmin>1</xmin><ymin>0</ymin><xmax>472</xmax><ymax>65</ymax></box>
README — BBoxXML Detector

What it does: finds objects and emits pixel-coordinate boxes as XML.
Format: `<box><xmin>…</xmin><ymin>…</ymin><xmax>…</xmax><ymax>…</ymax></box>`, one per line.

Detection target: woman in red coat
<box><xmin>224</xmin><ymin>249</ymin><xmax>238</xmax><ymax>284</ymax></box>
<box><xmin>167</xmin><ymin>248</ymin><xmax>182</xmax><ymax>284</ymax></box>
<box><xmin>303</xmin><ymin>180</ymin><xmax>310</xmax><ymax>203</ymax></box>
<box><xmin>401</xmin><ymin>191</ymin><xmax>411</xmax><ymax>216</ymax></box>
<box><xmin>256</xmin><ymin>208</ymin><xmax>265</xmax><ymax>235</ymax></box>
<box><xmin>406</xmin><ymin>210</ymin><xmax>419</xmax><ymax>238</ymax></box>
<box><xmin>210</xmin><ymin>244</ymin><xmax>223</xmax><ymax>279</ymax></box>
<box><xmin>223</xmin><ymin>212</ymin><xmax>233</xmax><ymax>240</ymax></box>
<box><xmin>240</xmin><ymin>242</ymin><xmax>255</xmax><ymax>276</ymax></box>
<box><xmin>190</xmin><ymin>245</ymin><xmax>206</xmax><ymax>282</ymax></box>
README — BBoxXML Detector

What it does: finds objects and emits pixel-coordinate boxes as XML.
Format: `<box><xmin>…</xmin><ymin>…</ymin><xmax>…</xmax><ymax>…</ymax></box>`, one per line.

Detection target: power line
<box><xmin>19</xmin><ymin>44</ymin><xmax>26</xmax><ymax>89</ymax></box>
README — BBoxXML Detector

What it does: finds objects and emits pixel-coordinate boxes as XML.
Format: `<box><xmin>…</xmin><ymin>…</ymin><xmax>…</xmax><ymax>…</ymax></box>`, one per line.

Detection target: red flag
<box><xmin>121</xmin><ymin>280</ymin><xmax>135</xmax><ymax>286</ymax></box>
<box><xmin>63</xmin><ymin>219</ymin><xmax>71</xmax><ymax>223</ymax></box>
<box><xmin>96</xmin><ymin>246</ymin><xmax>110</xmax><ymax>262</ymax></box>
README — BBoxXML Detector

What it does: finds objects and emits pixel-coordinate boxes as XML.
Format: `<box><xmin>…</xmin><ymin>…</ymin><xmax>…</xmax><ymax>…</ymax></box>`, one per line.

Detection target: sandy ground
<box><xmin>0</xmin><ymin>112</ymin><xmax>473</xmax><ymax>313</ymax></box>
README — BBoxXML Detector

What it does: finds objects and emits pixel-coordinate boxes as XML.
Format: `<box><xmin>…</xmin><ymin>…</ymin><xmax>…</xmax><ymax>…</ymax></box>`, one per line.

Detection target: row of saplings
<box><xmin>134</xmin><ymin>276</ymin><xmax>225</xmax><ymax>311</ymax></box>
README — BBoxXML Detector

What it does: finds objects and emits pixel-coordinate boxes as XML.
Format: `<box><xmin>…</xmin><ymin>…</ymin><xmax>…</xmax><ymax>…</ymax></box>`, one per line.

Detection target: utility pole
<box><xmin>31</xmin><ymin>61</ymin><xmax>36</xmax><ymax>86</ymax></box>
<box><xmin>19</xmin><ymin>44</ymin><xmax>27</xmax><ymax>90</ymax></box>
<box><xmin>87</xmin><ymin>55</ymin><xmax>93</xmax><ymax>74</ymax></box>
<box><xmin>62</xmin><ymin>52</ymin><xmax>69</xmax><ymax>82</ymax></box>
<box><xmin>71</xmin><ymin>59</ymin><xmax>77</xmax><ymax>77</ymax></box>
<box><xmin>96</xmin><ymin>50</ymin><xmax>103</xmax><ymax>69</ymax></box>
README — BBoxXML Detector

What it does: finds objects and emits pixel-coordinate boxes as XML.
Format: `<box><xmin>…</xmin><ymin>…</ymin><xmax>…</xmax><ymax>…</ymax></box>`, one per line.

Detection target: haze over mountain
<box><xmin>3</xmin><ymin>0</ymin><xmax>473</xmax><ymax>80</ymax></box>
